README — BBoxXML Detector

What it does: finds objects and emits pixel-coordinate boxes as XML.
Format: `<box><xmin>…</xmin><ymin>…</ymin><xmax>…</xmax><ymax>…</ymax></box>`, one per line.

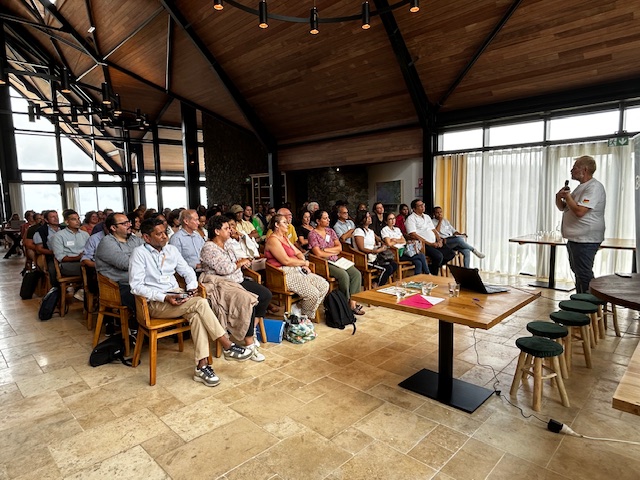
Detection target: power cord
<box><xmin>546</xmin><ymin>419</ymin><xmax>640</xmax><ymax>445</ymax></box>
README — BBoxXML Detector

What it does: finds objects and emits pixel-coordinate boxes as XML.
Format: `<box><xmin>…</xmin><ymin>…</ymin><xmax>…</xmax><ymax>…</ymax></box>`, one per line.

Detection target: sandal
<box><xmin>352</xmin><ymin>305</ymin><xmax>365</xmax><ymax>315</ymax></box>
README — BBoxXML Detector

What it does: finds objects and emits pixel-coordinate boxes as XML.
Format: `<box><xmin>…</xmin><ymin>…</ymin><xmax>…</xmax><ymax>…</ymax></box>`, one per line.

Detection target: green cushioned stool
<box><xmin>550</xmin><ymin>310</ymin><xmax>592</xmax><ymax>371</ymax></box>
<box><xmin>527</xmin><ymin>321</ymin><xmax>569</xmax><ymax>378</ymax></box>
<box><xmin>510</xmin><ymin>336</ymin><xmax>570</xmax><ymax>412</ymax></box>
<box><xmin>559</xmin><ymin>299</ymin><xmax>600</xmax><ymax>348</ymax></box>
<box><xmin>570</xmin><ymin>293</ymin><xmax>608</xmax><ymax>340</ymax></box>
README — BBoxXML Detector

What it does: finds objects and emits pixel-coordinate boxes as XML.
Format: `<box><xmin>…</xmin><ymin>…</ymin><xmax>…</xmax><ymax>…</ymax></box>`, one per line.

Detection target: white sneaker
<box><xmin>254</xmin><ymin>327</ymin><xmax>261</xmax><ymax>347</ymax></box>
<box><xmin>73</xmin><ymin>288</ymin><xmax>85</xmax><ymax>301</ymax></box>
<box><xmin>247</xmin><ymin>344</ymin><xmax>265</xmax><ymax>362</ymax></box>
<box><xmin>193</xmin><ymin>365</ymin><xmax>220</xmax><ymax>387</ymax></box>
<box><xmin>473</xmin><ymin>249</ymin><xmax>485</xmax><ymax>259</ymax></box>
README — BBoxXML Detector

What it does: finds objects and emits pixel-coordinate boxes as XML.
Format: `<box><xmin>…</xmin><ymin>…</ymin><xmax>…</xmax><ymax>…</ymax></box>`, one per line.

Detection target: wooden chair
<box><xmin>53</xmin><ymin>258</ymin><xmax>83</xmax><ymax>318</ymax></box>
<box><xmin>132</xmin><ymin>284</ymin><xmax>211</xmax><ymax>386</ymax></box>
<box><xmin>391</xmin><ymin>247</ymin><xmax>415</xmax><ymax>281</ymax></box>
<box><xmin>92</xmin><ymin>273</ymin><xmax>131</xmax><ymax>356</ymax></box>
<box><xmin>264</xmin><ymin>262</ymin><xmax>318</xmax><ymax>321</ymax></box>
<box><xmin>342</xmin><ymin>242</ymin><xmax>380</xmax><ymax>290</ymax></box>
<box><xmin>35</xmin><ymin>254</ymin><xmax>51</xmax><ymax>296</ymax></box>
<box><xmin>308</xmin><ymin>251</ymin><xmax>355</xmax><ymax>292</ymax></box>
<box><xmin>81</xmin><ymin>264</ymin><xmax>99</xmax><ymax>330</ymax></box>
<box><xmin>242</xmin><ymin>268</ymin><xmax>268</xmax><ymax>346</ymax></box>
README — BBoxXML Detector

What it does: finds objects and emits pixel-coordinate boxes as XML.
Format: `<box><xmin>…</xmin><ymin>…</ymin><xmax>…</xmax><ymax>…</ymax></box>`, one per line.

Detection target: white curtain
<box><xmin>8</xmin><ymin>183</ymin><xmax>25</xmax><ymax>218</ymax></box>
<box><xmin>66</xmin><ymin>183</ymin><xmax>80</xmax><ymax>213</ymax></box>
<box><xmin>464</xmin><ymin>142</ymin><xmax>634</xmax><ymax>281</ymax></box>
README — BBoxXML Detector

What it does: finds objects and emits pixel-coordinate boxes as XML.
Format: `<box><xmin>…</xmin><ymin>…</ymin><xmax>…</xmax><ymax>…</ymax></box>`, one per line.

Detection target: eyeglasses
<box><xmin>387</xmin><ymin>216</ymin><xmax>396</xmax><ymax>220</ymax></box>
<box><xmin>115</xmin><ymin>221</ymin><xmax>131</xmax><ymax>226</ymax></box>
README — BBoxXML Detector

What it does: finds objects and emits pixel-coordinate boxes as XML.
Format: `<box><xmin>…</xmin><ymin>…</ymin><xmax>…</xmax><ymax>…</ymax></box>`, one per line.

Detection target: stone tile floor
<box><xmin>1</xmin><ymin>256</ymin><xmax>640</xmax><ymax>479</ymax></box>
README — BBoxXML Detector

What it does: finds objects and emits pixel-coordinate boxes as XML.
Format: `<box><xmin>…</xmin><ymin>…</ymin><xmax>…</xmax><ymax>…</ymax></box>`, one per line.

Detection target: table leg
<box><xmin>528</xmin><ymin>244</ymin><xmax>574</xmax><ymax>291</ymax></box>
<box><xmin>398</xmin><ymin>320</ymin><xmax>494</xmax><ymax>413</ymax></box>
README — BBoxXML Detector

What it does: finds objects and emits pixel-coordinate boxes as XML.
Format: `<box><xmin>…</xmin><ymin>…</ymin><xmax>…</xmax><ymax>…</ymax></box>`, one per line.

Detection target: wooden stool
<box><xmin>510</xmin><ymin>336</ymin><xmax>570</xmax><ymax>412</ymax></box>
<box><xmin>550</xmin><ymin>310</ymin><xmax>592</xmax><ymax>370</ymax></box>
<box><xmin>570</xmin><ymin>293</ymin><xmax>606</xmax><ymax>340</ymax></box>
<box><xmin>559</xmin><ymin>300</ymin><xmax>599</xmax><ymax>348</ymax></box>
<box><xmin>526</xmin><ymin>321</ymin><xmax>569</xmax><ymax>379</ymax></box>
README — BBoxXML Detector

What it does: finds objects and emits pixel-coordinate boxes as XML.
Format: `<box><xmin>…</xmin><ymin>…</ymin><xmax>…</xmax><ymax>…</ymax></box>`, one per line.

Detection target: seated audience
<box><xmin>95</xmin><ymin>213</ymin><xmax>144</xmax><ymax>329</ymax></box>
<box><xmin>33</xmin><ymin>210</ymin><xmax>62</xmax><ymax>285</ymax></box>
<box><xmin>127</xmin><ymin>211</ymin><xmax>142</xmax><ymax>237</ymax></box>
<box><xmin>80</xmin><ymin>211</ymin><xmax>99</xmax><ymax>235</ymax></box>
<box><xmin>168</xmin><ymin>209</ymin><xmax>205</xmax><ymax>270</ymax></box>
<box><xmin>353</xmin><ymin>210</ymin><xmax>397</xmax><ymax>286</ymax></box>
<box><xmin>308</xmin><ymin>210</ymin><xmax>364</xmax><ymax>315</ymax></box>
<box><xmin>381</xmin><ymin>212</ymin><xmax>430</xmax><ymax>275</ymax></box>
<box><xmin>264</xmin><ymin>214</ymin><xmax>329</xmax><ymax>321</ymax></box>
<box><xmin>3</xmin><ymin>213</ymin><xmax>23</xmax><ymax>259</ymax></box>
<box><xmin>230</xmin><ymin>204</ymin><xmax>259</xmax><ymax>240</ymax></box>
<box><xmin>197</xmin><ymin>214</ymin><xmax>207</xmax><ymax>239</ymax></box>
<box><xmin>307</xmin><ymin>202</ymin><xmax>320</xmax><ymax>227</ymax></box>
<box><xmin>295</xmin><ymin>210</ymin><xmax>313</xmax><ymax>251</ymax></box>
<box><xmin>91</xmin><ymin>209</ymin><xmax>114</xmax><ymax>235</ymax></box>
<box><xmin>396</xmin><ymin>203</ymin><xmax>410</xmax><ymax>235</ymax></box>
<box><xmin>50</xmin><ymin>209</ymin><xmax>89</xmax><ymax>277</ymax></box>
<box><xmin>265</xmin><ymin>208</ymin><xmax>298</xmax><ymax>244</ymax></box>
<box><xmin>200</xmin><ymin>216</ymin><xmax>272</xmax><ymax>361</ymax></box>
<box><xmin>333</xmin><ymin>205</ymin><xmax>356</xmax><ymax>245</ymax></box>
<box><xmin>22</xmin><ymin>211</ymin><xmax>43</xmax><ymax>272</ymax></box>
<box><xmin>226</xmin><ymin>216</ymin><xmax>262</xmax><ymax>264</ymax></box>
<box><xmin>129</xmin><ymin>218</ymin><xmax>252</xmax><ymax>388</ymax></box>
<box><xmin>432</xmin><ymin>206</ymin><xmax>484</xmax><ymax>268</ymax></box>
<box><xmin>405</xmin><ymin>199</ymin><xmax>455</xmax><ymax>274</ymax></box>
<box><xmin>371</xmin><ymin>202</ymin><xmax>387</xmax><ymax>238</ymax></box>
<box><xmin>166</xmin><ymin>209</ymin><xmax>182</xmax><ymax>238</ymax></box>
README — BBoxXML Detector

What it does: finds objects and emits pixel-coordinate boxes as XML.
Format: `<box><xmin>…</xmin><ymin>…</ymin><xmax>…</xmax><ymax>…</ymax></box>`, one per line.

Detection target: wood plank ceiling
<box><xmin>3</xmin><ymin>0</ymin><xmax>640</xmax><ymax>172</ymax></box>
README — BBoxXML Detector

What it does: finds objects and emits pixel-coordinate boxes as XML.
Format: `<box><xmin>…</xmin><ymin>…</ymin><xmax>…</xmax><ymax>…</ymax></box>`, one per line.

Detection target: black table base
<box><xmin>398</xmin><ymin>320</ymin><xmax>495</xmax><ymax>414</ymax></box>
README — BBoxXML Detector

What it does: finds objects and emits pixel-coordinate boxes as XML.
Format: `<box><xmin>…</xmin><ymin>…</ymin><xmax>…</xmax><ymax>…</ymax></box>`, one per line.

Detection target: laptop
<box><xmin>9</xmin><ymin>220</ymin><xmax>24</xmax><ymax>229</ymax></box>
<box><xmin>448</xmin><ymin>265</ymin><xmax>509</xmax><ymax>294</ymax></box>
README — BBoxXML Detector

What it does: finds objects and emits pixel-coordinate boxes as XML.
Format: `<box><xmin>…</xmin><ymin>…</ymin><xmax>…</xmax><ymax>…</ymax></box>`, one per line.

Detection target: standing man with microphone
<box><xmin>555</xmin><ymin>155</ymin><xmax>606</xmax><ymax>293</ymax></box>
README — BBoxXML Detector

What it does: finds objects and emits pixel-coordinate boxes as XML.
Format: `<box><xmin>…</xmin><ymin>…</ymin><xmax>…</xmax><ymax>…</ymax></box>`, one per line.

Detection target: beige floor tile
<box><xmin>355</xmin><ymin>402</ymin><xmax>438</xmax><ymax>453</ymax></box>
<box><xmin>330</xmin><ymin>426</ymin><xmax>375</xmax><ymax>454</ymax></box>
<box><xmin>156</xmin><ymin>417</ymin><xmax>278</xmax><ymax>480</ymax></box>
<box><xmin>366</xmin><ymin>382</ymin><xmax>426</xmax><ymax>411</ymax></box>
<box><xmin>440</xmin><ymin>437</ymin><xmax>505</xmax><ymax>480</ymax></box>
<box><xmin>140</xmin><ymin>430</ymin><xmax>185</xmax><ymax>459</ymax></box>
<box><xmin>0</xmin><ymin>390</ymin><xmax>68</xmax><ymax>433</ymax></box>
<box><xmin>487</xmin><ymin>453</ymin><xmax>570</xmax><ymax>479</ymax></box>
<box><xmin>408</xmin><ymin>438</ymin><xmax>458</xmax><ymax>470</ymax></box>
<box><xmin>229</xmin><ymin>387</ymin><xmax>305</xmax><ymax>427</ymax></box>
<box><xmin>414</xmin><ymin>400</ymin><xmax>484</xmax><ymax>435</ymax></box>
<box><xmin>334</xmin><ymin>441</ymin><xmax>436</xmax><ymax>480</ymax></box>
<box><xmin>162</xmin><ymin>395</ymin><xmax>242</xmax><ymax>441</ymax></box>
<box><xmin>288</xmin><ymin>384</ymin><xmax>383</xmax><ymax>439</ymax></box>
<box><xmin>12</xmin><ymin>463</ymin><xmax>62</xmax><ymax>480</ymax></box>
<box><xmin>49</xmin><ymin>408</ymin><xmax>171</xmax><ymax>476</ymax></box>
<box><xmin>276</xmin><ymin>375</ymin><xmax>343</xmax><ymax>403</ymax></box>
<box><xmin>261</xmin><ymin>415</ymin><xmax>309</xmax><ymax>439</ymax></box>
<box><xmin>16</xmin><ymin>365</ymin><xmax>83</xmax><ymax>398</ymax></box>
<box><xmin>257</xmin><ymin>429</ymin><xmax>351</xmax><ymax>480</ymax></box>
<box><xmin>64</xmin><ymin>445</ymin><xmax>169</xmax><ymax>480</ymax></box>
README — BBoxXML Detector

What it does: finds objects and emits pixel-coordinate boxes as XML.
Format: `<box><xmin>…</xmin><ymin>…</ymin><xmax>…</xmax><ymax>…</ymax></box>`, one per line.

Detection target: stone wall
<box><xmin>304</xmin><ymin>166</ymin><xmax>369</xmax><ymax>212</ymax></box>
<box><xmin>202</xmin><ymin>114</ymin><xmax>267</xmax><ymax>207</ymax></box>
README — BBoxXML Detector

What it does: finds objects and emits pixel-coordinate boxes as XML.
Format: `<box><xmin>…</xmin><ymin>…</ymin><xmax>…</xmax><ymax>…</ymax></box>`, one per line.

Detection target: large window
<box><xmin>488</xmin><ymin>121</ymin><xmax>544</xmax><ymax>146</ymax></box>
<box><xmin>548</xmin><ymin>110</ymin><xmax>619</xmax><ymax>141</ymax></box>
<box><xmin>440</xmin><ymin>128</ymin><xmax>483</xmax><ymax>151</ymax></box>
<box><xmin>15</xmin><ymin>133</ymin><xmax>58</xmax><ymax>170</ymax></box>
<box><xmin>61</xmin><ymin>137</ymin><xmax>94</xmax><ymax>171</ymax></box>
<box><xmin>22</xmin><ymin>184</ymin><xmax>63</xmax><ymax>213</ymax></box>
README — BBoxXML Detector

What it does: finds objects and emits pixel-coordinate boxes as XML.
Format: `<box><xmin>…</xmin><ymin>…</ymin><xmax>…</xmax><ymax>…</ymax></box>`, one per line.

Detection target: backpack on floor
<box><xmin>89</xmin><ymin>336</ymin><xmax>135</xmax><ymax>367</ymax></box>
<box><xmin>20</xmin><ymin>270</ymin><xmax>42</xmax><ymax>300</ymax></box>
<box><xmin>323</xmin><ymin>290</ymin><xmax>356</xmax><ymax>334</ymax></box>
<box><xmin>38</xmin><ymin>287</ymin><xmax>60</xmax><ymax>321</ymax></box>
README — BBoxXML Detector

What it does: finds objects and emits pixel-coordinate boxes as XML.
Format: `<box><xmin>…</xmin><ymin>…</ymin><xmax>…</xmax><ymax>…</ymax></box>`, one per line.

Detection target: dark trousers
<box><xmin>402</xmin><ymin>252</ymin><xmax>429</xmax><ymax>275</ymax></box>
<box><xmin>241</xmin><ymin>278</ymin><xmax>272</xmax><ymax>337</ymax></box>
<box><xmin>567</xmin><ymin>241</ymin><xmax>600</xmax><ymax>293</ymax></box>
<box><xmin>423</xmin><ymin>244</ymin><xmax>456</xmax><ymax>275</ymax></box>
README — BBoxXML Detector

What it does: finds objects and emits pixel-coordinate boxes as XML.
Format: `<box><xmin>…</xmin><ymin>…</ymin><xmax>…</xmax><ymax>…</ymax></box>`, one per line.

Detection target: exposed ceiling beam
<box><xmin>159</xmin><ymin>0</ymin><xmax>276</xmax><ymax>148</ymax></box>
<box><xmin>373</xmin><ymin>0</ymin><xmax>432</xmax><ymax>130</ymax></box>
<box><xmin>437</xmin><ymin>77</ymin><xmax>640</xmax><ymax>127</ymax></box>
<box><xmin>436</xmin><ymin>0</ymin><xmax>523</xmax><ymax>111</ymax></box>
<box><xmin>165</xmin><ymin>15</ymin><xmax>173</xmax><ymax>93</ymax></box>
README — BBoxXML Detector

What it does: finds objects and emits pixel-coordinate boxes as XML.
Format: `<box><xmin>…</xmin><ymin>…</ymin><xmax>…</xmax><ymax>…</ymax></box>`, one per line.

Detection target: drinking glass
<box><xmin>448</xmin><ymin>282</ymin><xmax>460</xmax><ymax>297</ymax></box>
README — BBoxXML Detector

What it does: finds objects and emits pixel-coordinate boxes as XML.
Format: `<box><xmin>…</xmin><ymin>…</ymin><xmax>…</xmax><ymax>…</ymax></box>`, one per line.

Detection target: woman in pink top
<box><xmin>264</xmin><ymin>214</ymin><xmax>329</xmax><ymax>320</ymax></box>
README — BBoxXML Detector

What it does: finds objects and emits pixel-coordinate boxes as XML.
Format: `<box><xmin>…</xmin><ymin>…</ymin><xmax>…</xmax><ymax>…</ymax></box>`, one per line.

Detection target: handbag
<box><xmin>283</xmin><ymin>312</ymin><xmax>317</xmax><ymax>344</ymax></box>
<box><xmin>404</xmin><ymin>240</ymin><xmax>422</xmax><ymax>258</ymax></box>
<box><xmin>375</xmin><ymin>249</ymin><xmax>395</xmax><ymax>265</ymax></box>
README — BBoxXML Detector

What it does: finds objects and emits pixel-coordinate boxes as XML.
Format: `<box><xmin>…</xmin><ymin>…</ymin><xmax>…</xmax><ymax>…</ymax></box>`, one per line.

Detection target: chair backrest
<box><xmin>342</xmin><ymin>242</ymin><xmax>369</xmax><ymax>270</ymax></box>
<box><xmin>265</xmin><ymin>262</ymin><xmax>289</xmax><ymax>293</ymax></box>
<box><xmin>134</xmin><ymin>294</ymin><xmax>151</xmax><ymax>329</ymax></box>
<box><xmin>97</xmin><ymin>273</ymin><xmax>123</xmax><ymax>307</ymax></box>
<box><xmin>308</xmin><ymin>253</ymin><xmax>331</xmax><ymax>281</ymax></box>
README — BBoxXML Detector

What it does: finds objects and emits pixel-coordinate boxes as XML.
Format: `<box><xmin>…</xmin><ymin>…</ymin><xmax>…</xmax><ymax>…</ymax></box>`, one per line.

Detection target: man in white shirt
<box><xmin>555</xmin><ymin>155</ymin><xmax>606</xmax><ymax>293</ymax></box>
<box><xmin>50</xmin><ymin>210</ymin><xmax>89</xmax><ymax>277</ymax></box>
<box><xmin>333</xmin><ymin>206</ymin><xmax>356</xmax><ymax>245</ymax></box>
<box><xmin>168</xmin><ymin>209</ymin><xmax>205</xmax><ymax>270</ymax></box>
<box><xmin>129</xmin><ymin>218</ymin><xmax>252</xmax><ymax>388</ymax></box>
<box><xmin>405</xmin><ymin>199</ymin><xmax>455</xmax><ymax>274</ymax></box>
<box><xmin>432</xmin><ymin>207</ymin><xmax>484</xmax><ymax>268</ymax></box>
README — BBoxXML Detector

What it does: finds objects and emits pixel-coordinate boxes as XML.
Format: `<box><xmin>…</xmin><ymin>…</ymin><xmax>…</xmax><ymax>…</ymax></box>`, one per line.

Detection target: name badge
<box><xmin>325</xmin><ymin>234</ymin><xmax>331</xmax><ymax>243</ymax></box>
<box><xmin>66</xmin><ymin>240</ymin><xmax>75</xmax><ymax>247</ymax></box>
<box><xmin>160</xmin><ymin>275</ymin><xmax>171</xmax><ymax>283</ymax></box>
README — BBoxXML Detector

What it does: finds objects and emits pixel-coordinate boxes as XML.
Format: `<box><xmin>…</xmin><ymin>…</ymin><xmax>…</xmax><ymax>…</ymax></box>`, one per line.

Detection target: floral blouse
<box><xmin>200</xmin><ymin>240</ymin><xmax>243</xmax><ymax>283</ymax></box>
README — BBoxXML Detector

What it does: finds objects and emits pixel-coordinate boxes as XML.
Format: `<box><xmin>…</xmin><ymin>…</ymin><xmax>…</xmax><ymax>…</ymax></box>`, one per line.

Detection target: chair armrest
<box><xmin>244</xmin><ymin>267</ymin><xmax>261</xmax><ymax>284</ymax></box>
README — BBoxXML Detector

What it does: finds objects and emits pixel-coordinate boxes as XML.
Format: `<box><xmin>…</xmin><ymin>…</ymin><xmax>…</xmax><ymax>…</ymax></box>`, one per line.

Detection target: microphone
<box><xmin>563</xmin><ymin>180</ymin><xmax>570</xmax><ymax>191</ymax></box>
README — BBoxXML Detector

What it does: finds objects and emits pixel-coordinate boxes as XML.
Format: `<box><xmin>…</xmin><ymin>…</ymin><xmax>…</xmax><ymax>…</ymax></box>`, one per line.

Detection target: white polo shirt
<box><xmin>405</xmin><ymin>213</ymin><xmax>436</xmax><ymax>244</ymax></box>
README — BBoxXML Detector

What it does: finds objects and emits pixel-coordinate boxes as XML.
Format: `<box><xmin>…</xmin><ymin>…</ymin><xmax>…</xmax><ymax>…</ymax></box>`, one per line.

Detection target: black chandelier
<box><xmin>213</xmin><ymin>0</ymin><xmax>420</xmax><ymax>34</ymax></box>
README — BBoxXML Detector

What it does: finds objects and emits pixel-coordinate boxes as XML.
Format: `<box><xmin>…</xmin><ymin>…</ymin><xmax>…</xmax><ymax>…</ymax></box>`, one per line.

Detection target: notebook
<box><xmin>448</xmin><ymin>265</ymin><xmax>509</xmax><ymax>294</ymax></box>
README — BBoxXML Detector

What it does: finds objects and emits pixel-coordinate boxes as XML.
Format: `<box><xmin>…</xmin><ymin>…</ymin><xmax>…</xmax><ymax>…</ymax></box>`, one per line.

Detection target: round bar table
<box><xmin>590</xmin><ymin>274</ymin><xmax>640</xmax><ymax>310</ymax></box>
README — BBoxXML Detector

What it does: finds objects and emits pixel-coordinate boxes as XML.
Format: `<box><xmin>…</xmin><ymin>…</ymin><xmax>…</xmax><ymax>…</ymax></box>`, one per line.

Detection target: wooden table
<box><xmin>590</xmin><ymin>274</ymin><xmax>640</xmax><ymax>415</ymax></box>
<box><xmin>352</xmin><ymin>274</ymin><xmax>540</xmax><ymax>413</ymax></box>
<box><xmin>509</xmin><ymin>235</ymin><xmax>636</xmax><ymax>291</ymax></box>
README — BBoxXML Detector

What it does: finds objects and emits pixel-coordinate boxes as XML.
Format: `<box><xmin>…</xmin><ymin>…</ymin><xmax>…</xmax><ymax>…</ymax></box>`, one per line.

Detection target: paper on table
<box><xmin>399</xmin><ymin>294</ymin><xmax>444</xmax><ymax>309</ymax></box>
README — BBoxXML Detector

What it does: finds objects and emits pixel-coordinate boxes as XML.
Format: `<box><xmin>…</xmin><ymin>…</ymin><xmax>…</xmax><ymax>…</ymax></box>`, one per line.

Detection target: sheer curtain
<box><xmin>457</xmin><ymin>142</ymin><xmax>634</xmax><ymax>281</ymax></box>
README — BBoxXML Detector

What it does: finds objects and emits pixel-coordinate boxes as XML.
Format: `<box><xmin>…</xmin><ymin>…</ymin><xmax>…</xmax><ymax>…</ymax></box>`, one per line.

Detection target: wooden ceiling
<box><xmin>3</xmin><ymin>0</ymin><xmax>640</xmax><ymax>171</ymax></box>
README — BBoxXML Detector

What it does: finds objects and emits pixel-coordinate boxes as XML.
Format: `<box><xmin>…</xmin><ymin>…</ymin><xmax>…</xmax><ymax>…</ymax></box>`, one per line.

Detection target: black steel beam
<box><xmin>437</xmin><ymin>77</ymin><xmax>640</xmax><ymax>127</ymax></box>
<box><xmin>159</xmin><ymin>0</ymin><xmax>276</xmax><ymax>149</ymax></box>
<box><xmin>436</xmin><ymin>0</ymin><xmax>523</xmax><ymax>110</ymax></box>
<box><xmin>165</xmin><ymin>16</ymin><xmax>173</xmax><ymax>93</ymax></box>
<box><xmin>373</xmin><ymin>0</ymin><xmax>432</xmax><ymax>130</ymax></box>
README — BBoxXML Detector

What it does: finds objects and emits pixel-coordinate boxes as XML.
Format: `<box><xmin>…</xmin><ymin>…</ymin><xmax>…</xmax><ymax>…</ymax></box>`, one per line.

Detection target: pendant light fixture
<box><xmin>258</xmin><ymin>0</ymin><xmax>268</xmax><ymax>29</ymax></box>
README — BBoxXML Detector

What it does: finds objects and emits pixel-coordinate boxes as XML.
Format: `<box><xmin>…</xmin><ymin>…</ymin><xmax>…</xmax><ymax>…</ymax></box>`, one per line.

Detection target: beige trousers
<box><xmin>148</xmin><ymin>296</ymin><xmax>226</xmax><ymax>364</ymax></box>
